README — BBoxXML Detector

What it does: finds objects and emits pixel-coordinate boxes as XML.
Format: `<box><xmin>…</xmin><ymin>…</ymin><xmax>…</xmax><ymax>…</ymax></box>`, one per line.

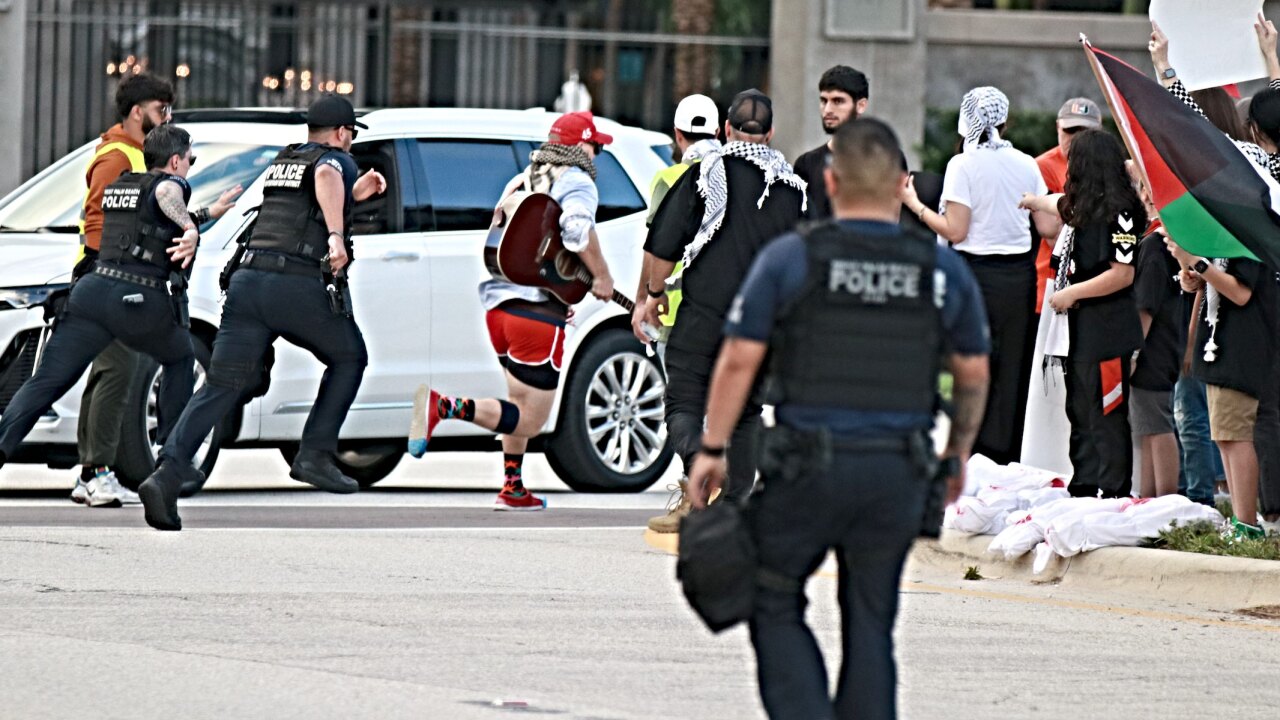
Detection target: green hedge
<box><xmin>918</xmin><ymin>108</ymin><xmax>1119</xmax><ymax>174</ymax></box>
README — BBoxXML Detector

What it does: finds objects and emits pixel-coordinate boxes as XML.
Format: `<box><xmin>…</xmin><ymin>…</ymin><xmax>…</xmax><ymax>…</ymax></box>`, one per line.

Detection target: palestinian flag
<box><xmin>1084</xmin><ymin>39</ymin><xmax>1280</xmax><ymax>269</ymax></box>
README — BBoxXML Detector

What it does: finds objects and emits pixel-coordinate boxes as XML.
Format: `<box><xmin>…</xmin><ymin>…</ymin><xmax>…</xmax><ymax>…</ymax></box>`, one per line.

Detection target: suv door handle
<box><xmin>377</xmin><ymin>251</ymin><xmax>421</xmax><ymax>262</ymax></box>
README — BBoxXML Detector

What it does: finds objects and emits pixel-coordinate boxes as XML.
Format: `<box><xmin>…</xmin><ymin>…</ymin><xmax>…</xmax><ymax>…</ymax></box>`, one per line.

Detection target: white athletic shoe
<box><xmin>70</xmin><ymin>477</ymin><xmax>90</xmax><ymax>505</ymax></box>
<box><xmin>84</xmin><ymin>471</ymin><xmax>123</xmax><ymax>507</ymax></box>
<box><xmin>1260</xmin><ymin>515</ymin><xmax>1280</xmax><ymax>538</ymax></box>
<box><xmin>97</xmin><ymin>469</ymin><xmax>140</xmax><ymax>505</ymax></box>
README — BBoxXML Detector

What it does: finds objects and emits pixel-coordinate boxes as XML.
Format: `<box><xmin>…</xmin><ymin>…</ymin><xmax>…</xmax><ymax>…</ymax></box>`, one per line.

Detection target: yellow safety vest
<box><xmin>647</xmin><ymin>162</ymin><xmax>695</xmax><ymax>328</ymax></box>
<box><xmin>76</xmin><ymin>141</ymin><xmax>146</xmax><ymax>262</ymax></box>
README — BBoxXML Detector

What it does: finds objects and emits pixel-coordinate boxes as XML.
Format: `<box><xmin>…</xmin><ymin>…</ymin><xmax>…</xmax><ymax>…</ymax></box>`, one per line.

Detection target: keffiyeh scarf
<box><xmin>681</xmin><ymin>138</ymin><xmax>721</xmax><ymax>164</ymax></box>
<box><xmin>1202</xmin><ymin>258</ymin><xmax>1231</xmax><ymax>362</ymax></box>
<box><xmin>530</xmin><ymin>142</ymin><xmax>597</xmax><ymax>181</ymax></box>
<box><xmin>683</xmin><ymin>141</ymin><xmax>807</xmax><ymax>269</ymax></box>
<box><xmin>958</xmin><ymin>86</ymin><xmax>1012</xmax><ymax>152</ymax></box>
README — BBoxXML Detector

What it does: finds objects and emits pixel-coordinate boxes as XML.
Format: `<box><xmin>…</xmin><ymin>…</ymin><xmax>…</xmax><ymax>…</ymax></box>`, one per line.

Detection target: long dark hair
<box><xmin>1191</xmin><ymin>87</ymin><xmax>1247</xmax><ymax>141</ymax></box>
<box><xmin>1059</xmin><ymin>128</ymin><xmax>1145</xmax><ymax>230</ymax></box>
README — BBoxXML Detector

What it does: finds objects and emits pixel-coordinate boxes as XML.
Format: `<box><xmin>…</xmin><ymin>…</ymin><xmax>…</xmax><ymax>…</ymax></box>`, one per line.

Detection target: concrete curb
<box><xmin>911</xmin><ymin>530</ymin><xmax>1280</xmax><ymax>609</ymax></box>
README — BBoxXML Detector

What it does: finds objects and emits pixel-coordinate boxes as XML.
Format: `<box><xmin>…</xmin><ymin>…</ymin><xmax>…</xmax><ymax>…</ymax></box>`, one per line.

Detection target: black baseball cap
<box><xmin>305</xmin><ymin>94</ymin><xmax>367</xmax><ymax>129</ymax></box>
<box><xmin>728</xmin><ymin>89</ymin><xmax>773</xmax><ymax>135</ymax></box>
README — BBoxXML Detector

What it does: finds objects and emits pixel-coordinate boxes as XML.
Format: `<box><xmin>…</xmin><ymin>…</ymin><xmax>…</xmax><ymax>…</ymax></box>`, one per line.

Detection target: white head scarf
<box><xmin>958</xmin><ymin>86</ymin><xmax>1012</xmax><ymax>152</ymax></box>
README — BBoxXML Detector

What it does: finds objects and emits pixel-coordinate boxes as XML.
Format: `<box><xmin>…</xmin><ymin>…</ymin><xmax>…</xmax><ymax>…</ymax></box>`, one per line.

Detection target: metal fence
<box><xmin>21</xmin><ymin>0</ymin><xmax>770</xmax><ymax>180</ymax></box>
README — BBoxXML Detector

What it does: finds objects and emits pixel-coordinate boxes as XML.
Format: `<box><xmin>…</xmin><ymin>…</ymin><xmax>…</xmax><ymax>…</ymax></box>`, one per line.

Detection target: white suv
<box><xmin>0</xmin><ymin>107</ymin><xmax>675</xmax><ymax>495</ymax></box>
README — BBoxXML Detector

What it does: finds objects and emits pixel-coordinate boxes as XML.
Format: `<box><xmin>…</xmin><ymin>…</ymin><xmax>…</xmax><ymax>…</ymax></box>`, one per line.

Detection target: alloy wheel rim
<box><xmin>584</xmin><ymin>351</ymin><xmax>666</xmax><ymax>474</ymax></box>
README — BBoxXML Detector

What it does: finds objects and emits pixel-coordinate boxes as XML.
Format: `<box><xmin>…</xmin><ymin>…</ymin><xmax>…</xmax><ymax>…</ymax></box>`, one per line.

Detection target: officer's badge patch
<box><xmin>1111</xmin><ymin>212</ymin><xmax>1137</xmax><ymax>264</ymax></box>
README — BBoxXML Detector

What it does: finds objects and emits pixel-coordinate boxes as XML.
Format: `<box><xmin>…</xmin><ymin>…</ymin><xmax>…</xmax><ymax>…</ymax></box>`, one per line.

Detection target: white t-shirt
<box><xmin>939</xmin><ymin>146</ymin><xmax>1047</xmax><ymax>256</ymax></box>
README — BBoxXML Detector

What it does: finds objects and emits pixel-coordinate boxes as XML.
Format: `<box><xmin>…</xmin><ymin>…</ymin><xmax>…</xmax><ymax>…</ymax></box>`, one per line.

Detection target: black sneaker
<box><xmin>289</xmin><ymin>450</ymin><xmax>359</xmax><ymax>494</ymax></box>
<box><xmin>138</xmin><ymin>460</ymin><xmax>201</xmax><ymax>531</ymax></box>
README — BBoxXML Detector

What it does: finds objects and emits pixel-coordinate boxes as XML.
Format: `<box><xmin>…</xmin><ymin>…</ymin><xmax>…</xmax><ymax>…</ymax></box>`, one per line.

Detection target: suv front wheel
<box><xmin>544</xmin><ymin>329</ymin><xmax>672</xmax><ymax>492</ymax></box>
<box><xmin>114</xmin><ymin>332</ymin><xmax>223</xmax><ymax>496</ymax></box>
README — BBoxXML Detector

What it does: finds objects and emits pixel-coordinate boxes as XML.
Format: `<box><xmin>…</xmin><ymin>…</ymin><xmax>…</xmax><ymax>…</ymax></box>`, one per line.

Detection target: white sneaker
<box><xmin>84</xmin><ymin>472</ymin><xmax>123</xmax><ymax>507</ymax></box>
<box><xmin>1261</xmin><ymin>516</ymin><xmax>1280</xmax><ymax>538</ymax></box>
<box><xmin>97</xmin><ymin>469</ymin><xmax>140</xmax><ymax>505</ymax></box>
<box><xmin>70</xmin><ymin>477</ymin><xmax>90</xmax><ymax>505</ymax></box>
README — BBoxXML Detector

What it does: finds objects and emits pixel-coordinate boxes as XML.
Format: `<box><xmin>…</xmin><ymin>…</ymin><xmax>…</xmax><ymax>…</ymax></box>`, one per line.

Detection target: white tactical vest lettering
<box><xmin>827</xmin><ymin>259</ymin><xmax>921</xmax><ymax>304</ymax></box>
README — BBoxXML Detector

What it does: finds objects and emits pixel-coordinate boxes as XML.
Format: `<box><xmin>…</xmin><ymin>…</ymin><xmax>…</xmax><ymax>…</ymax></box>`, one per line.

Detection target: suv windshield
<box><xmin>0</xmin><ymin>141</ymin><xmax>282</xmax><ymax>234</ymax></box>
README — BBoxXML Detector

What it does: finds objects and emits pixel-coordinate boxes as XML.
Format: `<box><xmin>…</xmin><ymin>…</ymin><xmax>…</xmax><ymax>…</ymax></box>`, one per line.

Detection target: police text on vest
<box><xmin>828</xmin><ymin>260</ymin><xmax>921</xmax><ymax>304</ymax></box>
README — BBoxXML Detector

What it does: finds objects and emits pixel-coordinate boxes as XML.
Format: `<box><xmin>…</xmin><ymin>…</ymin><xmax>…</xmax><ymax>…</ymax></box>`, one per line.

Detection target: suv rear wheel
<box><xmin>545</xmin><ymin>329</ymin><xmax>671</xmax><ymax>492</ymax></box>
<box><xmin>278</xmin><ymin>441</ymin><xmax>404</xmax><ymax>488</ymax></box>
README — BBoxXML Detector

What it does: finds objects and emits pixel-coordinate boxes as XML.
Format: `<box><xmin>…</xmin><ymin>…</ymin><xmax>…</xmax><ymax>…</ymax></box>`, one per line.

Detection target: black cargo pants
<box><xmin>747</xmin><ymin>429</ymin><xmax>929</xmax><ymax>720</ymax></box>
<box><xmin>0</xmin><ymin>273</ymin><xmax>194</xmax><ymax>458</ymax></box>
<box><xmin>160</xmin><ymin>266</ymin><xmax>367</xmax><ymax>465</ymax></box>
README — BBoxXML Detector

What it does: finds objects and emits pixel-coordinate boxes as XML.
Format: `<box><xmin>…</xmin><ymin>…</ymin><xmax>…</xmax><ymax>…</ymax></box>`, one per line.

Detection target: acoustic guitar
<box><xmin>484</xmin><ymin>192</ymin><xmax>637</xmax><ymax>311</ymax></box>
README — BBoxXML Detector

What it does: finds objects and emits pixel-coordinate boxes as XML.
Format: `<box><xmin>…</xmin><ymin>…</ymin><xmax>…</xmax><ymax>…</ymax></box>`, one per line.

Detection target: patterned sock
<box><xmin>503</xmin><ymin>453</ymin><xmax>525</xmax><ymax>494</ymax></box>
<box><xmin>437</xmin><ymin>396</ymin><xmax>476</xmax><ymax>422</ymax></box>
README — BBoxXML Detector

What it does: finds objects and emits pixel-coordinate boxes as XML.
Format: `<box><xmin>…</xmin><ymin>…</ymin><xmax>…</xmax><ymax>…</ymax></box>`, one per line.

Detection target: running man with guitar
<box><xmin>407</xmin><ymin>112</ymin><xmax>617</xmax><ymax>510</ymax></box>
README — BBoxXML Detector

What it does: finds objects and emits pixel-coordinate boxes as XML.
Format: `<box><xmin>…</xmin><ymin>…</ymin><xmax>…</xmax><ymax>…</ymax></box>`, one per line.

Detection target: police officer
<box><xmin>138</xmin><ymin>95</ymin><xmax>386</xmax><ymax>531</ymax></box>
<box><xmin>687</xmin><ymin>118</ymin><xmax>991</xmax><ymax>719</ymax></box>
<box><xmin>0</xmin><ymin>125</ymin><xmax>239</xmax><ymax>483</ymax></box>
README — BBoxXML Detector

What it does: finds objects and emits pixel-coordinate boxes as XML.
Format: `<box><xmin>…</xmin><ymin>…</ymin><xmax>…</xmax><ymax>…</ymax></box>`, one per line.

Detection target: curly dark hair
<box><xmin>115</xmin><ymin>73</ymin><xmax>174</xmax><ymax>120</ymax></box>
<box><xmin>1059</xmin><ymin>128</ymin><xmax>1145</xmax><ymax>231</ymax></box>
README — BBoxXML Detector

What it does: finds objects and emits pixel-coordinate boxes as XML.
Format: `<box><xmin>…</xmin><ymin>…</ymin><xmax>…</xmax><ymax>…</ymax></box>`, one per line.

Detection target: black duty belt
<box><xmin>241</xmin><ymin>250</ymin><xmax>324</xmax><ymax>277</ymax></box>
<box><xmin>94</xmin><ymin>264</ymin><xmax>166</xmax><ymax>290</ymax></box>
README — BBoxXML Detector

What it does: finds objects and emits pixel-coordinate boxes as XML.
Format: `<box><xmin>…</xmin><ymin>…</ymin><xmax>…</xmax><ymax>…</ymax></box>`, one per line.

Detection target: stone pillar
<box><xmin>769</xmin><ymin>0</ymin><xmax>928</xmax><ymax>168</ymax></box>
<box><xmin>0</xmin><ymin>0</ymin><xmax>27</xmax><ymax>194</ymax></box>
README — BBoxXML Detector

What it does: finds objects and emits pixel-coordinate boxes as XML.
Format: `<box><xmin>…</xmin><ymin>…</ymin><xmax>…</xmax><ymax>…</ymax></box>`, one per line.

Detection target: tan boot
<box><xmin>647</xmin><ymin>478</ymin><xmax>692</xmax><ymax>533</ymax></box>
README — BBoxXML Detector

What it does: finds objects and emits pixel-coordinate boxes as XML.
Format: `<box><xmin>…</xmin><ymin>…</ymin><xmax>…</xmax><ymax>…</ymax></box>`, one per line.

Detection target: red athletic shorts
<box><xmin>486</xmin><ymin>307</ymin><xmax>565</xmax><ymax>388</ymax></box>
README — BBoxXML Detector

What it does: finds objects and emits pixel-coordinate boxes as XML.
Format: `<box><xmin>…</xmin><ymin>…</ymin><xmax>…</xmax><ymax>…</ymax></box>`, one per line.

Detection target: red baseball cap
<box><xmin>549</xmin><ymin>111</ymin><xmax>613</xmax><ymax>146</ymax></box>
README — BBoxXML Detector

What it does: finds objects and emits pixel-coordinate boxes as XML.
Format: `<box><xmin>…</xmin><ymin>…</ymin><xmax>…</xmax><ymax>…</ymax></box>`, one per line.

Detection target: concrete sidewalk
<box><xmin>648</xmin><ymin>528</ymin><xmax>1280</xmax><ymax>610</ymax></box>
<box><xmin>910</xmin><ymin>530</ymin><xmax>1280</xmax><ymax>610</ymax></box>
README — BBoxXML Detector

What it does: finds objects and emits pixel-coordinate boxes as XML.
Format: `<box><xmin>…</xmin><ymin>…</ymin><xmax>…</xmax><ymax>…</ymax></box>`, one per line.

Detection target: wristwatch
<box><xmin>1192</xmin><ymin>258</ymin><xmax>1210</xmax><ymax>274</ymax></box>
<box><xmin>1162</xmin><ymin>67</ymin><xmax>1177</xmax><ymax>80</ymax></box>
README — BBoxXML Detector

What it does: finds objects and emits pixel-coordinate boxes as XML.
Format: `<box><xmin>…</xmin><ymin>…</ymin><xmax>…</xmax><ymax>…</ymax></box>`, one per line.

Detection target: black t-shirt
<box><xmin>1192</xmin><ymin>258</ymin><xmax>1276</xmax><ymax>398</ymax></box>
<box><xmin>792</xmin><ymin>143</ymin><xmax>831</xmax><ymax>220</ymax></box>
<box><xmin>644</xmin><ymin>156</ymin><xmax>805</xmax><ymax>357</ymax></box>
<box><xmin>1130</xmin><ymin>231</ymin><xmax>1188</xmax><ymax>391</ymax></box>
<box><xmin>1064</xmin><ymin>209</ymin><xmax>1145</xmax><ymax>362</ymax></box>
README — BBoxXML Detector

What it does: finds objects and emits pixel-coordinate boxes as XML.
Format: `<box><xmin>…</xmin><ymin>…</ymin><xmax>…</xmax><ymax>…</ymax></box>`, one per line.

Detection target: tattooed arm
<box><xmin>942</xmin><ymin>353</ymin><xmax>990</xmax><ymax>504</ymax></box>
<box><xmin>154</xmin><ymin>179</ymin><xmax>200</xmax><ymax>269</ymax></box>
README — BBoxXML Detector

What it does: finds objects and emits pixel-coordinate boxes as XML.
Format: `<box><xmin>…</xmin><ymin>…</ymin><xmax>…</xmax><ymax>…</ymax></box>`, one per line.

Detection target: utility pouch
<box><xmin>758</xmin><ymin>425</ymin><xmax>831</xmax><ymax>484</ymax></box>
<box><xmin>169</xmin><ymin>271</ymin><xmax>190</xmax><ymax>328</ymax></box>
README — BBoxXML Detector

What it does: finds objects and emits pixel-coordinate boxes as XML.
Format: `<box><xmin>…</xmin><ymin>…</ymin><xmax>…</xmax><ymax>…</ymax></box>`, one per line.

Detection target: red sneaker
<box><xmin>494</xmin><ymin>486</ymin><xmax>546</xmax><ymax>511</ymax></box>
<box><xmin>408</xmin><ymin>385</ymin><xmax>440</xmax><ymax>458</ymax></box>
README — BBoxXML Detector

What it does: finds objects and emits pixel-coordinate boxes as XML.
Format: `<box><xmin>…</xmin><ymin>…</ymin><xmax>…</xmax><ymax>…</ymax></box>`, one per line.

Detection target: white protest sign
<box><xmin>1149</xmin><ymin>0</ymin><xmax>1266</xmax><ymax>91</ymax></box>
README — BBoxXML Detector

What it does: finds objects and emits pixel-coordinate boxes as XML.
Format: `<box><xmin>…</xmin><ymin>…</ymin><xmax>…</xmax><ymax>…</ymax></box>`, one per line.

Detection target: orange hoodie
<box><xmin>81</xmin><ymin>124</ymin><xmax>144</xmax><ymax>251</ymax></box>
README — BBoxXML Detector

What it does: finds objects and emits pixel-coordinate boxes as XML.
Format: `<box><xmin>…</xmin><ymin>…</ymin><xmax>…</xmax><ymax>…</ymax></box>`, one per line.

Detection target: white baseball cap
<box><xmin>674</xmin><ymin>94</ymin><xmax>719</xmax><ymax>134</ymax></box>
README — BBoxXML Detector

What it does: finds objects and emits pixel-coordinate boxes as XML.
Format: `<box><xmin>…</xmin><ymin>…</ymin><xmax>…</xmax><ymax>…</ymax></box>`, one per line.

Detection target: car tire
<box><xmin>545</xmin><ymin>328</ymin><xmax>672</xmax><ymax>493</ymax></box>
<box><xmin>114</xmin><ymin>333</ymin><xmax>222</xmax><ymax>497</ymax></box>
<box><xmin>278</xmin><ymin>441</ymin><xmax>404</xmax><ymax>488</ymax></box>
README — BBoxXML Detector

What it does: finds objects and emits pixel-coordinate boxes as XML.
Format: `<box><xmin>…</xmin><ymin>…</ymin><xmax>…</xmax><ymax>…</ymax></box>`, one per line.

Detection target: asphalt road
<box><xmin>2</xmin><ymin>451</ymin><xmax>1279</xmax><ymax>719</ymax></box>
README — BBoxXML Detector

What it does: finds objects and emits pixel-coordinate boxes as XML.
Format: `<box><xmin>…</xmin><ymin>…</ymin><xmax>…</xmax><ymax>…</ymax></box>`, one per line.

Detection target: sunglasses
<box><xmin>187</xmin><ymin>154</ymin><xmax>197</xmax><ymax>167</ymax></box>
<box><xmin>1062</xmin><ymin>125</ymin><xmax>1087</xmax><ymax>135</ymax></box>
<box><xmin>154</xmin><ymin>103</ymin><xmax>172</xmax><ymax>117</ymax></box>
<box><xmin>344</xmin><ymin>125</ymin><xmax>360</xmax><ymax>139</ymax></box>
<box><xmin>590</xmin><ymin>142</ymin><xmax>603</xmax><ymax>154</ymax></box>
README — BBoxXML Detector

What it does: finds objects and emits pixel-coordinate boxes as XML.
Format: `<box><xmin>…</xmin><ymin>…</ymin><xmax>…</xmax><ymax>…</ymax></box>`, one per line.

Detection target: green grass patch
<box><xmin>1147</xmin><ymin>520</ymin><xmax>1280</xmax><ymax>561</ymax></box>
<box><xmin>963</xmin><ymin>565</ymin><xmax>983</xmax><ymax>581</ymax></box>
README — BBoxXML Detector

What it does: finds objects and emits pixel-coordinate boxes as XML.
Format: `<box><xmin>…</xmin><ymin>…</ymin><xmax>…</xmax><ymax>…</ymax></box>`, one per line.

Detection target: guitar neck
<box><xmin>573</xmin><ymin>267</ymin><xmax>635</xmax><ymax>311</ymax></box>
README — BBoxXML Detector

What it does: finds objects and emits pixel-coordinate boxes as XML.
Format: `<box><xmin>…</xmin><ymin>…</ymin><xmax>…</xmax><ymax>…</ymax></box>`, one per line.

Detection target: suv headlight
<box><xmin>0</xmin><ymin>284</ymin><xmax>69</xmax><ymax>311</ymax></box>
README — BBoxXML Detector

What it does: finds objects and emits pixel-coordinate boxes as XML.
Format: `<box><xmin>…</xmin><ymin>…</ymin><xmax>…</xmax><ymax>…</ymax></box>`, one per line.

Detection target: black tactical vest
<box><xmin>249</xmin><ymin>144</ymin><xmax>348</xmax><ymax>261</ymax></box>
<box><xmin>98</xmin><ymin>172</ymin><xmax>190</xmax><ymax>272</ymax></box>
<box><xmin>765</xmin><ymin>221</ymin><xmax>941</xmax><ymax>414</ymax></box>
